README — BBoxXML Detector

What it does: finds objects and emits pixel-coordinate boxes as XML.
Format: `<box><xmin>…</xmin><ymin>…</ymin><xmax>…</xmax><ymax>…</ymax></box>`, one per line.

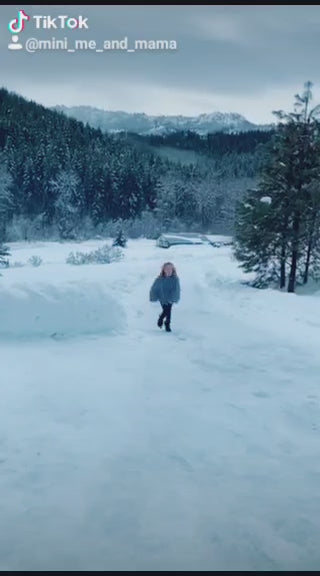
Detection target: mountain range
<box><xmin>53</xmin><ymin>105</ymin><xmax>272</xmax><ymax>135</ymax></box>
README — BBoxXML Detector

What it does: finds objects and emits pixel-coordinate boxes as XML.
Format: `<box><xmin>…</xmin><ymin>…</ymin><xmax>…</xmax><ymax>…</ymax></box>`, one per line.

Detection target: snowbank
<box><xmin>0</xmin><ymin>282</ymin><xmax>126</xmax><ymax>339</ymax></box>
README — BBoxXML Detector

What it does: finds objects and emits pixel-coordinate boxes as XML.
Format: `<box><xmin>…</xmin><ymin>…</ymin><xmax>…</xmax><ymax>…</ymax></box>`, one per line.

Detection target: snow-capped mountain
<box><xmin>53</xmin><ymin>105</ymin><xmax>271</xmax><ymax>135</ymax></box>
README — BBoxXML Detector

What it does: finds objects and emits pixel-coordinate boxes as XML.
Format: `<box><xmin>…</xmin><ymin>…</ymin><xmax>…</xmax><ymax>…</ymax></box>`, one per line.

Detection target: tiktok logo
<box><xmin>8</xmin><ymin>10</ymin><xmax>30</xmax><ymax>33</ymax></box>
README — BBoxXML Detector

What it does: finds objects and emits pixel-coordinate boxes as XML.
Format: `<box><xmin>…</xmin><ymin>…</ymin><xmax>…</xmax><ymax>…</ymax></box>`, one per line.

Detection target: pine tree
<box><xmin>0</xmin><ymin>157</ymin><xmax>13</xmax><ymax>242</ymax></box>
<box><xmin>112</xmin><ymin>228</ymin><xmax>127</xmax><ymax>248</ymax></box>
<box><xmin>234</xmin><ymin>189</ymin><xmax>277</xmax><ymax>287</ymax></box>
<box><xmin>234</xmin><ymin>82</ymin><xmax>320</xmax><ymax>292</ymax></box>
<box><xmin>277</xmin><ymin>83</ymin><xmax>320</xmax><ymax>292</ymax></box>
<box><xmin>50</xmin><ymin>169</ymin><xmax>83</xmax><ymax>239</ymax></box>
<box><xmin>301</xmin><ymin>179</ymin><xmax>320</xmax><ymax>284</ymax></box>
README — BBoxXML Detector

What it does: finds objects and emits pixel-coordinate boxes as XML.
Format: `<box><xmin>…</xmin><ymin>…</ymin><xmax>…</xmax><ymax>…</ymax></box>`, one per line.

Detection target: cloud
<box><xmin>1</xmin><ymin>5</ymin><xmax>320</xmax><ymax>122</ymax></box>
<box><xmin>190</xmin><ymin>11</ymin><xmax>248</xmax><ymax>45</ymax></box>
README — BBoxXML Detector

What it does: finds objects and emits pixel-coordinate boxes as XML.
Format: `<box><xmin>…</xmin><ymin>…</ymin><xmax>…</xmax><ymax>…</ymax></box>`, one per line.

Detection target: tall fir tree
<box><xmin>0</xmin><ymin>156</ymin><xmax>13</xmax><ymax>242</ymax></box>
<box><xmin>51</xmin><ymin>169</ymin><xmax>83</xmax><ymax>239</ymax></box>
<box><xmin>234</xmin><ymin>82</ymin><xmax>320</xmax><ymax>292</ymax></box>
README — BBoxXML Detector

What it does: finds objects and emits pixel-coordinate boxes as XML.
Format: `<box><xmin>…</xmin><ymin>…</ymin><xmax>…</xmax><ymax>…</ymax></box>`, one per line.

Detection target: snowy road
<box><xmin>1</xmin><ymin>240</ymin><xmax>320</xmax><ymax>570</ymax></box>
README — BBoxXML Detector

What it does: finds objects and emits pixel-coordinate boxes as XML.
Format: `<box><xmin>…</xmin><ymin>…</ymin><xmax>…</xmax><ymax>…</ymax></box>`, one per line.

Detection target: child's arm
<box><xmin>173</xmin><ymin>277</ymin><xmax>180</xmax><ymax>303</ymax></box>
<box><xmin>149</xmin><ymin>278</ymin><xmax>159</xmax><ymax>302</ymax></box>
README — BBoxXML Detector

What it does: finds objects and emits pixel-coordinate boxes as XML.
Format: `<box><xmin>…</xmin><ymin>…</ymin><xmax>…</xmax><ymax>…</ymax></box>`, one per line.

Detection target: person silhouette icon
<box><xmin>8</xmin><ymin>35</ymin><xmax>23</xmax><ymax>50</ymax></box>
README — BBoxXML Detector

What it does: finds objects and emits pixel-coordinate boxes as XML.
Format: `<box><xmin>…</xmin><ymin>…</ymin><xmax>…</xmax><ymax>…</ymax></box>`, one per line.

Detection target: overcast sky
<box><xmin>2</xmin><ymin>4</ymin><xmax>320</xmax><ymax>123</ymax></box>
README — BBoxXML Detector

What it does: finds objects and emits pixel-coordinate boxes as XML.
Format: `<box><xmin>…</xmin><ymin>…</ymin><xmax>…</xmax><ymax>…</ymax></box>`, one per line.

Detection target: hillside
<box><xmin>53</xmin><ymin>105</ymin><xmax>272</xmax><ymax>135</ymax></box>
<box><xmin>0</xmin><ymin>88</ymin><xmax>271</xmax><ymax>239</ymax></box>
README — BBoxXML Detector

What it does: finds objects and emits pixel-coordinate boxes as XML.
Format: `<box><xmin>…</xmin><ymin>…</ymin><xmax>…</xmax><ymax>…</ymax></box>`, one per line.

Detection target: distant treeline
<box><xmin>0</xmin><ymin>87</ymin><xmax>269</xmax><ymax>240</ymax></box>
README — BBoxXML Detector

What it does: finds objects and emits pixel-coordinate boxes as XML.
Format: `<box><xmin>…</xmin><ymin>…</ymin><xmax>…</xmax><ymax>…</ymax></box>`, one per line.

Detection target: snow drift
<box><xmin>0</xmin><ymin>282</ymin><xmax>126</xmax><ymax>339</ymax></box>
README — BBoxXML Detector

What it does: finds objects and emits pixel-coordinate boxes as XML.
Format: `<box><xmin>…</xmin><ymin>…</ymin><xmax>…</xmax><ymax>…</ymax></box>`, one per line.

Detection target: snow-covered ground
<box><xmin>1</xmin><ymin>238</ymin><xmax>320</xmax><ymax>571</ymax></box>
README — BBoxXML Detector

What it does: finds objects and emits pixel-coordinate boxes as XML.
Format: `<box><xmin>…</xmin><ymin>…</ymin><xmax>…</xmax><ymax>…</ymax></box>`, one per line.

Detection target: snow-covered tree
<box><xmin>51</xmin><ymin>169</ymin><xmax>83</xmax><ymax>239</ymax></box>
<box><xmin>113</xmin><ymin>228</ymin><xmax>127</xmax><ymax>247</ymax></box>
<box><xmin>0</xmin><ymin>243</ymin><xmax>10</xmax><ymax>267</ymax></box>
<box><xmin>234</xmin><ymin>82</ymin><xmax>320</xmax><ymax>292</ymax></box>
<box><xmin>0</xmin><ymin>158</ymin><xmax>13</xmax><ymax>242</ymax></box>
<box><xmin>234</xmin><ymin>188</ymin><xmax>278</xmax><ymax>287</ymax></box>
<box><xmin>154</xmin><ymin>173</ymin><xmax>182</xmax><ymax>228</ymax></box>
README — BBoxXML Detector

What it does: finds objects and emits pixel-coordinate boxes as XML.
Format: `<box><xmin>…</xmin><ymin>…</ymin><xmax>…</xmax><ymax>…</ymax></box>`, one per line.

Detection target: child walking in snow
<box><xmin>149</xmin><ymin>262</ymin><xmax>180</xmax><ymax>332</ymax></box>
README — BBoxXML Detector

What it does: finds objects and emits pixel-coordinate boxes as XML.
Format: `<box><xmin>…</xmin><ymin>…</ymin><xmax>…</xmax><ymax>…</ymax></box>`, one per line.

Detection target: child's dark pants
<box><xmin>159</xmin><ymin>303</ymin><xmax>172</xmax><ymax>327</ymax></box>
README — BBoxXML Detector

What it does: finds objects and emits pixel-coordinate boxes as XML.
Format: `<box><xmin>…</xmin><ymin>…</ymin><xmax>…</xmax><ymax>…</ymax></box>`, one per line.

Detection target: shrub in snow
<box><xmin>66</xmin><ymin>252</ymin><xmax>86</xmax><ymax>265</ymax></box>
<box><xmin>0</xmin><ymin>244</ymin><xmax>10</xmax><ymax>267</ymax></box>
<box><xmin>93</xmin><ymin>244</ymin><xmax>123</xmax><ymax>264</ymax></box>
<box><xmin>11</xmin><ymin>261</ymin><xmax>24</xmax><ymax>268</ymax></box>
<box><xmin>28</xmin><ymin>255</ymin><xmax>43</xmax><ymax>267</ymax></box>
<box><xmin>66</xmin><ymin>243</ymin><xmax>123</xmax><ymax>265</ymax></box>
<box><xmin>113</xmin><ymin>229</ymin><xmax>127</xmax><ymax>248</ymax></box>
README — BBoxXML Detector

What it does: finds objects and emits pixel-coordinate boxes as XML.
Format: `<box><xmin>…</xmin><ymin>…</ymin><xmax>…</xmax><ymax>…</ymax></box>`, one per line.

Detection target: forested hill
<box><xmin>0</xmin><ymin>87</ymin><xmax>163</xmax><ymax>221</ymax></box>
<box><xmin>137</xmin><ymin>130</ymin><xmax>273</xmax><ymax>157</ymax></box>
<box><xmin>0</xmin><ymin>88</ymin><xmax>271</xmax><ymax>239</ymax></box>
